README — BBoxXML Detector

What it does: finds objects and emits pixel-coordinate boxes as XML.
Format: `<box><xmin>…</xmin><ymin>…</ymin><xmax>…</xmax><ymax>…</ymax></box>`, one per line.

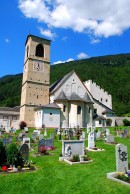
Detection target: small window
<box><xmin>37</xmin><ymin>95</ymin><xmax>38</xmax><ymax>99</ymax></box>
<box><xmin>106</xmin><ymin>99</ymin><xmax>108</xmax><ymax>102</ymax></box>
<box><xmin>63</xmin><ymin>105</ymin><xmax>66</xmax><ymax>112</ymax></box>
<box><xmin>50</xmin><ymin>113</ymin><xmax>52</xmax><ymax>115</ymax></box>
<box><xmin>101</xmin><ymin>98</ymin><xmax>102</xmax><ymax>102</ymax></box>
<box><xmin>77</xmin><ymin>106</ymin><xmax>81</xmax><ymax>114</ymax></box>
<box><xmin>88</xmin><ymin>107</ymin><xmax>90</xmax><ymax>113</ymax></box>
<box><xmin>99</xmin><ymin>120</ymin><xmax>102</xmax><ymax>124</ymax></box>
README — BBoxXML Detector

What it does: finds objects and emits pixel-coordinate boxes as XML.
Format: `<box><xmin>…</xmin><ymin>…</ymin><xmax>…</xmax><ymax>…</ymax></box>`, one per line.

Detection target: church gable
<box><xmin>51</xmin><ymin>71</ymin><xmax>93</xmax><ymax>102</ymax></box>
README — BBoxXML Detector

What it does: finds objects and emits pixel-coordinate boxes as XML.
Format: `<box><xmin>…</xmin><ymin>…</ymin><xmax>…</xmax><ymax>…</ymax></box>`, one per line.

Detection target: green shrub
<box><xmin>6</xmin><ymin>143</ymin><xmax>25</xmax><ymax>167</ymax></box>
<box><xmin>72</xmin><ymin>155</ymin><xmax>80</xmax><ymax>162</ymax></box>
<box><xmin>123</xmin><ymin>119</ymin><xmax>130</xmax><ymax>126</ymax></box>
<box><xmin>106</xmin><ymin>118</ymin><xmax>112</xmax><ymax>126</ymax></box>
<box><xmin>6</xmin><ymin>143</ymin><xmax>18</xmax><ymax>165</ymax></box>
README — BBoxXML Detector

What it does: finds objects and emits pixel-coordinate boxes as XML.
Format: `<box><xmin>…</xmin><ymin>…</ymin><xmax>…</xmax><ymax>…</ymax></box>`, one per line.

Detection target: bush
<box><xmin>6</xmin><ymin>143</ymin><xmax>25</xmax><ymax>167</ymax></box>
<box><xmin>6</xmin><ymin>143</ymin><xmax>18</xmax><ymax>165</ymax></box>
<box><xmin>72</xmin><ymin>155</ymin><xmax>80</xmax><ymax>162</ymax></box>
<box><xmin>106</xmin><ymin>118</ymin><xmax>112</xmax><ymax>126</ymax></box>
<box><xmin>123</xmin><ymin>119</ymin><xmax>130</xmax><ymax>126</ymax></box>
<box><xmin>19</xmin><ymin>121</ymin><xmax>27</xmax><ymax>130</ymax></box>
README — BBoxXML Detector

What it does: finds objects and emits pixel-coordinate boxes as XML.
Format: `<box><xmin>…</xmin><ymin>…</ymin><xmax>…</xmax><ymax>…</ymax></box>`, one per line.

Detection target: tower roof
<box><xmin>25</xmin><ymin>34</ymin><xmax>51</xmax><ymax>45</ymax></box>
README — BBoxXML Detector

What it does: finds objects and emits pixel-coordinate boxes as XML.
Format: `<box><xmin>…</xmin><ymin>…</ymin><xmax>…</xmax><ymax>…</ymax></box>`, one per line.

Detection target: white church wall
<box><xmin>42</xmin><ymin>108</ymin><xmax>60</xmax><ymax>128</ymax></box>
<box><xmin>84</xmin><ymin>80</ymin><xmax>112</xmax><ymax>109</ymax></box>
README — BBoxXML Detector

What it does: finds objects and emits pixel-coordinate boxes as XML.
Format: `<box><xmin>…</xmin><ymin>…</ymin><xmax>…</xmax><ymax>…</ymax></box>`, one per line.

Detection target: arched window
<box><xmin>35</xmin><ymin>44</ymin><xmax>44</xmax><ymax>57</ymax></box>
<box><xmin>77</xmin><ymin>106</ymin><xmax>81</xmax><ymax>114</ymax></box>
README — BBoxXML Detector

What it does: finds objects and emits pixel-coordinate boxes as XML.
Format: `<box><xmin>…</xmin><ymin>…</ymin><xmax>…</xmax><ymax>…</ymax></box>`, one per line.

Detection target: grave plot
<box><xmin>0</xmin><ymin>142</ymin><xmax>36</xmax><ymax>174</ymax></box>
<box><xmin>60</xmin><ymin>140</ymin><xmax>93</xmax><ymax>165</ymax></box>
<box><xmin>107</xmin><ymin>143</ymin><xmax>130</xmax><ymax>186</ymax></box>
<box><xmin>86</xmin><ymin>132</ymin><xmax>105</xmax><ymax>152</ymax></box>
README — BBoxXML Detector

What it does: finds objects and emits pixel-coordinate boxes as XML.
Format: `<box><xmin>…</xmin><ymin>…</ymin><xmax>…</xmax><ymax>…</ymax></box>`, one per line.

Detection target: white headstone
<box><xmin>80</xmin><ymin>132</ymin><xmax>85</xmax><ymax>139</ymax></box>
<box><xmin>116</xmin><ymin>144</ymin><xmax>128</xmax><ymax>172</ymax></box>
<box><xmin>96</xmin><ymin>130</ymin><xmax>101</xmax><ymax>139</ymax></box>
<box><xmin>24</xmin><ymin>127</ymin><xmax>28</xmax><ymax>132</ymax></box>
<box><xmin>44</xmin><ymin>128</ymin><xmax>47</xmax><ymax>136</ymax></box>
<box><xmin>88</xmin><ymin>132</ymin><xmax>95</xmax><ymax>149</ymax></box>
<box><xmin>39</xmin><ymin>134</ymin><xmax>44</xmax><ymax>140</ymax></box>
<box><xmin>106</xmin><ymin>134</ymin><xmax>114</xmax><ymax>143</ymax></box>
<box><xmin>62</xmin><ymin>140</ymin><xmax>84</xmax><ymax>157</ymax></box>
<box><xmin>106</xmin><ymin>128</ymin><xmax>110</xmax><ymax>136</ymax></box>
<box><xmin>22</xmin><ymin>138</ymin><xmax>30</xmax><ymax>149</ymax></box>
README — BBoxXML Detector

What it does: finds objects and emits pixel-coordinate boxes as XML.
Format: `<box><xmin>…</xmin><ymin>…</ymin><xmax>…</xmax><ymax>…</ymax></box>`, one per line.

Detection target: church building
<box><xmin>19</xmin><ymin>34</ymin><xmax>114</xmax><ymax>129</ymax></box>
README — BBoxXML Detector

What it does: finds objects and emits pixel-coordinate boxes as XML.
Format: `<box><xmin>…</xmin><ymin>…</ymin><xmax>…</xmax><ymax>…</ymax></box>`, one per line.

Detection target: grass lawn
<box><xmin>0</xmin><ymin>127</ymin><xmax>130</xmax><ymax>194</ymax></box>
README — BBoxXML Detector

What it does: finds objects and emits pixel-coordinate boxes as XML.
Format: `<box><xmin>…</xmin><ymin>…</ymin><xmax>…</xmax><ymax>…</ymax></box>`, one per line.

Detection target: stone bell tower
<box><xmin>20</xmin><ymin>35</ymin><xmax>51</xmax><ymax>127</ymax></box>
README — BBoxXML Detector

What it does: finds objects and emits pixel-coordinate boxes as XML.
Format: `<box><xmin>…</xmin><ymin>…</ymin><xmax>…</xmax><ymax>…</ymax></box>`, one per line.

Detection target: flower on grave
<box><xmin>2</xmin><ymin>166</ymin><xmax>8</xmax><ymax>171</ymax></box>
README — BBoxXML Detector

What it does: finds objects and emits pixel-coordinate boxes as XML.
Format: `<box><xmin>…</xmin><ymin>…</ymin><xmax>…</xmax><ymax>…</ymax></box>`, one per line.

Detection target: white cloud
<box><xmin>77</xmin><ymin>52</ymin><xmax>89</xmax><ymax>59</ymax></box>
<box><xmin>38</xmin><ymin>27</ymin><xmax>56</xmax><ymax>39</ymax></box>
<box><xmin>90</xmin><ymin>39</ymin><xmax>100</xmax><ymax>44</ymax></box>
<box><xmin>18</xmin><ymin>0</ymin><xmax>130</xmax><ymax>38</ymax></box>
<box><xmin>53</xmin><ymin>58</ymin><xmax>74</xmax><ymax>64</ymax></box>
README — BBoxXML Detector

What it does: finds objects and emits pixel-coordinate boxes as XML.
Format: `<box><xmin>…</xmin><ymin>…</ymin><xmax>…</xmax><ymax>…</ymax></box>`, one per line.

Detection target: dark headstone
<box><xmin>46</xmin><ymin>138</ymin><xmax>54</xmax><ymax>147</ymax></box>
<box><xmin>19</xmin><ymin>143</ymin><xmax>29</xmax><ymax>163</ymax></box>
<box><xmin>38</xmin><ymin>139</ymin><xmax>45</xmax><ymax>152</ymax></box>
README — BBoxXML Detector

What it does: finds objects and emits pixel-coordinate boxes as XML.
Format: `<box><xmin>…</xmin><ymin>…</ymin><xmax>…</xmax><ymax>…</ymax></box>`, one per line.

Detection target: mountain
<box><xmin>0</xmin><ymin>53</ymin><xmax>130</xmax><ymax>116</ymax></box>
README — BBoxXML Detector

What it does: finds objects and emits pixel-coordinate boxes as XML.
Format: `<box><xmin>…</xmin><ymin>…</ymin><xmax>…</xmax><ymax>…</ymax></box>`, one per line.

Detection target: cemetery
<box><xmin>0</xmin><ymin>125</ymin><xmax>130</xmax><ymax>194</ymax></box>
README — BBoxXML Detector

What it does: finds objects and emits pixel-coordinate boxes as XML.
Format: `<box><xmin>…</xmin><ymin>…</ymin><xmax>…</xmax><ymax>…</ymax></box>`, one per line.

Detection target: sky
<box><xmin>1</xmin><ymin>0</ymin><xmax>130</xmax><ymax>78</ymax></box>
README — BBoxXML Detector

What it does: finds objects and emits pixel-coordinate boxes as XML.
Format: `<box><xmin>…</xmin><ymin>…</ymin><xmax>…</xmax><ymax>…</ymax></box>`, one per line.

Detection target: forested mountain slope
<box><xmin>1</xmin><ymin>53</ymin><xmax>130</xmax><ymax>116</ymax></box>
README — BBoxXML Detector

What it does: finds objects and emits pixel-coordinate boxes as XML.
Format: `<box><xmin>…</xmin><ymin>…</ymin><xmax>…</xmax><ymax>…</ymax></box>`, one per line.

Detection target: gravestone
<box><xmin>19</xmin><ymin>143</ymin><xmax>29</xmax><ymax>163</ymax></box>
<box><xmin>8</xmin><ymin>135</ymin><xmax>12</xmax><ymax>144</ymax></box>
<box><xmin>2</xmin><ymin>138</ymin><xmax>9</xmax><ymax>146</ymax></box>
<box><xmin>106</xmin><ymin>134</ymin><xmax>114</xmax><ymax>143</ymax></box>
<box><xmin>0</xmin><ymin>131</ymin><xmax>1</xmax><ymax>137</ymax></box>
<box><xmin>46</xmin><ymin>138</ymin><xmax>54</xmax><ymax>147</ymax></box>
<box><xmin>88</xmin><ymin>132</ymin><xmax>95</xmax><ymax>149</ymax></box>
<box><xmin>39</xmin><ymin>134</ymin><xmax>44</xmax><ymax>140</ymax></box>
<box><xmin>116</xmin><ymin>130</ymin><xmax>123</xmax><ymax>138</ymax></box>
<box><xmin>69</xmin><ymin>130</ymin><xmax>74</xmax><ymax>140</ymax></box>
<box><xmin>80</xmin><ymin>132</ymin><xmax>85</xmax><ymax>140</ymax></box>
<box><xmin>22</xmin><ymin>138</ymin><xmax>30</xmax><ymax>149</ymax></box>
<box><xmin>123</xmin><ymin>129</ymin><xmax>128</xmax><ymax>138</ymax></box>
<box><xmin>50</xmin><ymin>133</ymin><xmax>54</xmax><ymax>139</ymax></box>
<box><xmin>32</xmin><ymin>133</ymin><xmax>37</xmax><ymax>142</ymax></box>
<box><xmin>96</xmin><ymin>130</ymin><xmax>101</xmax><ymax>139</ymax></box>
<box><xmin>62</xmin><ymin>140</ymin><xmax>84</xmax><ymax>157</ymax></box>
<box><xmin>18</xmin><ymin>133</ymin><xmax>23</xmax><ymax>141</ymax></box>
<box><xmin>24</xmin><ymin>127</ymin><xmax>28</xmax><ymax>133</ymax></box>
<box><xmin>116</xmin><ymin>144</ymin><xmax>128</xmax><ymax>172</ymax></box>
<box><xmin>106</xmin><ymin>128</ymin><xmax>110</xmax><ymax>136</ymax></box>
<box><xmin>33</xmin><ymin>129</ymin><xmax>41</xmax><ymax>138</ymax></box>
<box><xmin>44</xmin><ymin>128</ymin><xmax>47</xmax><ymax>136</ymax></box>
<box><xmin>38</xmin><ymin>139</ymin><xmax>45</xmax><ymax>152</ymax></box>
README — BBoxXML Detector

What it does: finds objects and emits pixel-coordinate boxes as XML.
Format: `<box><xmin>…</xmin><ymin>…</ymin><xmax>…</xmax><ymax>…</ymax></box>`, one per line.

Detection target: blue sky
<box><xmin>1</xmin><ymin>0</ymin><xmax>130</xmax><ymax>78</ymax></box>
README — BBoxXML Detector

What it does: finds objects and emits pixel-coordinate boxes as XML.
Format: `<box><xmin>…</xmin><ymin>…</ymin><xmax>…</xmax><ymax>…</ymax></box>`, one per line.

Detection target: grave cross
<box><xmin>118</xmin><ymin>147</ymin><xmax>127</xmax><ymax>161</ymax></box>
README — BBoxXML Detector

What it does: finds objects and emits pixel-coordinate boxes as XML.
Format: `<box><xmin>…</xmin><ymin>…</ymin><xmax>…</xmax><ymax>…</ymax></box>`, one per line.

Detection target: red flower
<box><xmin>2</xmin><ymin>166</ymin><xmax>8</xmax><ymax>171</ymax></box>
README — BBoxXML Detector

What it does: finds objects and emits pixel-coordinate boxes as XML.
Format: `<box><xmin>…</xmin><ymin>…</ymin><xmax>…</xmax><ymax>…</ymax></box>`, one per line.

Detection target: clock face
<box><xmin>33</xmin><ymin>61</ymin><xmax>44</xmax><ymax>72</ymax></box>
